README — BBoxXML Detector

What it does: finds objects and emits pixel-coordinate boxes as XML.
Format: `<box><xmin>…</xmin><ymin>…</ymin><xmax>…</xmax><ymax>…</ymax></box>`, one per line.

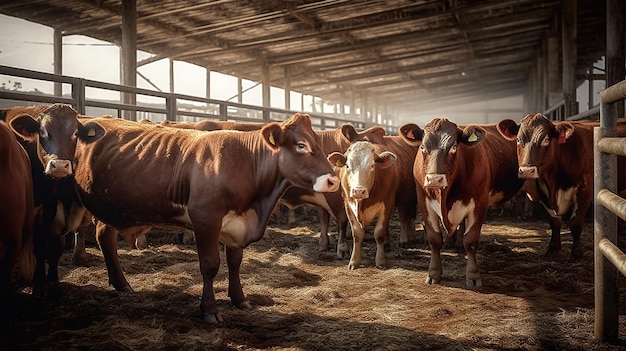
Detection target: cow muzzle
<box><xmin>424</xmin><ymin>173</ymin><xmax>448</xmax><ymax>188</ymax></box>
<box><xmin>518</xmin><ymin>166</ymin><xmax>539</xmax><ymax>179</ymax></box>
<box><xmin>45</xmin><ymin>159</ymin><xmax>73</xmax><ymax>178</ymax></box>
<box><xmin>349</xmin><ymin>186</ymin><xmax>369</xmax><ymax>200</ymax></box>
<box><xmin>313</xmin><ymin>174</ymin><xmax>340</xmax><ymax>192</ymax></box>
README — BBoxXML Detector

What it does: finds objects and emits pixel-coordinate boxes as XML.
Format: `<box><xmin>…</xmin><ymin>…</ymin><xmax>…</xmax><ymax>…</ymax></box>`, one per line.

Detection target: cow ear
<box><xmin>78</xmin><ymin>121</ymin><xmax>105</xmax><ymax>143</ymax></box>
<box><xmin>399</xmin><ymin>123</ymin><xmax>424</xmax><ymax>146</ymax></box>
<box><xmin>261</xmin><ymin>123</ymin><xmax>283</xmax><ymax>150</ymax></box>
<box><xmin>9</xmin><ymin>113</ymin><xmax>41</xmax><ymax>142</ymax></box>
<box><xmin>361</xmin><ymin>126</ymin><xmax>387</xmax><ymax>144</ymax></box>
<box><xmin>460</xmin><ymin>125</ymin><xmax>487</xmax><ymax>145</ymax></box>
<box><xmin>496</xmin><ymin>119</ymin><xmax>519</xmax><ymax>141</ymax></box>
<box><xmin>340</xmin><ymin>124</ymin><xmax>359</xmax><ymax>142</ymax></box>
<box><xmin>327</xmin><ymin>152</ymin><xmax>347</xmax><ymax>167</ymax></box>
<box><xmin>376</xmin><ymin>151</ymin><xmax>396</xmax><ymax>169</ymax></box>
<box><xmin>554</xmin><ymin>122</ymin><xmax>575</xmax><ymax>143</ymax></box>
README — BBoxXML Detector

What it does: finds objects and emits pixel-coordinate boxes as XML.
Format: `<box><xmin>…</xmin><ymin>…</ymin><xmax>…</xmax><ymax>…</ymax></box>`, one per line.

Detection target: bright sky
<box><xmin>0</xmin><ymin>14</ymin><xmax>318</xmax><ymax>112</ymax></box>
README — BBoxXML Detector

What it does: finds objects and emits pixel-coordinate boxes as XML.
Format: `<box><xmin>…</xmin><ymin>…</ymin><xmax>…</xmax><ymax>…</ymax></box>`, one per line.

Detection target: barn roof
<box><xmin>0</xmin><ymin>0</ymin><xmax>607</xmax><ymax>116</ymax></box>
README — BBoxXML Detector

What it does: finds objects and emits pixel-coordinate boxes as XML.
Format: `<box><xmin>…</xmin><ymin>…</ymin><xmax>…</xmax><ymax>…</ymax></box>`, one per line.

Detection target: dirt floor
<box><xmin>6</xmin><ymin>205</ymin><xmax>626</xmax><ymax>351</ymax></box>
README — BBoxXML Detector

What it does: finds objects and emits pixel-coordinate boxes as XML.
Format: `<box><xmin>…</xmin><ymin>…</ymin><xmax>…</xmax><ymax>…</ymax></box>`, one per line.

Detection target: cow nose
<box><xmin>518</xmin><ymin>166</ymin><xmax>539</xmax><ymax>179</ymax></box>
<box><xmin>313</xmin><ymin>174</ymin><xmax>340</xmax><ymax>192</ymax></box>
<box><xmin>45</xmin><ymin>159</ymin><xmax>73</xmax><ymax>178</ymax></box>
<box><xmin>424</xmin><ymin>173</ymin><xmax>448</xmax><ymax>188</ymax></box>
<box><xmin>326</xmin><ymin>175</ymin><xmax>340</xmax><ymax>192</ymax></box>
<box><xmin>350</xmin><ymin>186</ymin><xmax>369</xmax><ymax>200</ymax></box>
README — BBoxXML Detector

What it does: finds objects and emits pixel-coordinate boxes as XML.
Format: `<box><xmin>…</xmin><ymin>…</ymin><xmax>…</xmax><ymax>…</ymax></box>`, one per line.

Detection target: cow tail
<box><xmin>18</xmin><ymin>235</ymin><xmax>35</xmax><ymax>285</ymax></box>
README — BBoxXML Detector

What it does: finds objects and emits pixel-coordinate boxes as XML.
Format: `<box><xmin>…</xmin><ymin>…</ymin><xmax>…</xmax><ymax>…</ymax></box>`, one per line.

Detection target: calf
<box><xmin>400</xmin><ymin>119</ymin><xmax>524</xmax><ymax>287</ymax></box>
<box><xmin>14</xmin><ymin>112</ymin><xmax>338</xmax><ymax>324</ymax></box>
<box><xmin>328</xmin><ymin>139</ymin><xmax>414</xmax><ymax>269</ymax></box>
<box><xmin>496</xmin><ymin>113</ymin><xmax>626</xmax><ymax>260</ymax></box>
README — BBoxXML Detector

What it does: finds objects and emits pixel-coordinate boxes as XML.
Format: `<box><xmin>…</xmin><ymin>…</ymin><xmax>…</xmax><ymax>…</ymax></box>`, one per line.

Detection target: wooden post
<box><xmin>606</xmin><ymin>0</ymin><xmax>625</xmax><ymax>118</ymax></box>
<box><xmin>562</xmin><ymin>0</ymin><xmax>578</xmax><ymax>118</ymax></box>
<box><xmin>121</xmin><ymin>0</ymin><xmax>137</xmax><ymax>121</ymax></box>
<box><xmin>237</xmin><ymin>77</ymin><xmax>243</xmax><ymax>104</ymax></box>
<box><xmin>262</xmin><ymin>63</ymin><xmax>270</xmax><ymax>121</ymax></box>
<box><xmin>53</xmin><ymin>27</ymin><xmax>62</xmax><ymax>97</ymax></box>
<box><xmin>169</xmin><ymin>58</ymin><xmax>174</xmax><ymax>93</ymax></box>
<box><xmin>284</xmin><ymin>67</ymin><xmax>291</xmax><ymax>111</ymax></box>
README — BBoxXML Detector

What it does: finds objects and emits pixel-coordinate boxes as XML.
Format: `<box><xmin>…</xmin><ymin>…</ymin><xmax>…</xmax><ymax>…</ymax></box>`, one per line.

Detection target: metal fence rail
<box><xmin>594</xmin><ymin>78</ymin><xmax>626</xmax><ymax>342</ymax></box>
<box><xmin>0</xmin><ymin>65</ymin><xmax>395</xmax><ymax>133</ymax></box>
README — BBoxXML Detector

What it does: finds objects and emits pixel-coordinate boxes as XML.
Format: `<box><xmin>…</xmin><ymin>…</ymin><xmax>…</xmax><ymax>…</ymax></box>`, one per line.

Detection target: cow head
<box><xmin>414</xmin><ymin>118</ymin><xmax>486</xmax><ymax>189</ymax></box>
<box><xmin>496</xmin><ymin>113</ymin><xmax>574</xmax><ymax>180</ymax></box>
<box><xmin>328</xmin><ymin>141</ymin><xmax>396</xmax><ymax>224</ymax></box>
<box><xmin>9</xmin><ymin>103</ymin><xmax>106</xmax><ymax>179</ymax></box>
<box><xmin>261</xmin><ymin>113</ymin><xmax>339</xmax><ymax>193</ymax></box>
<box><xmin>341</xmin><ymin>124</ymin><xmax>387</xmax><ymax>145</ymax></box>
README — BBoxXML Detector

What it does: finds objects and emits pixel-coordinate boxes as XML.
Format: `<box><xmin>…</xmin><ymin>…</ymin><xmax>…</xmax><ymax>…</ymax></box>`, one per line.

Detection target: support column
<box><xmin>121</xmin><ymin>0</ymin><xmax>137</xmax><ymax>121</ymax></box>
<box><xmin>169</xmin><ymin>59</ymin><xmax>174</xmax><ymax>93</ymax></box>
<box><xmin>606</xmin><ymin>0</ymin><xmax>625</xmax><ymax>118</ymax></box>
<box><xmin>562</xmin><ymin>0</ymin><xmax>578</xmax><ymax>117</ymax></box>
<box><xmin>237</xmin><ymin>77</ymin><xmax>243</xmax><ymax>104</ymax></box>
<box><xmin>284</xmin><ymin>67</ymin><xmax>291</xmax><ymax>111</ymax></box>
<box><xmin>53</xmin><ymin>27</ymin><xmax>62</xmax><ymax>97</ymax></box>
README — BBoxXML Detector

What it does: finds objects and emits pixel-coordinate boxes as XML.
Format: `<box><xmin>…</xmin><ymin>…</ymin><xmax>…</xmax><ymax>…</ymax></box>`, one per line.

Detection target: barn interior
<box><xmin>0</xmin><ymin>0</ymin><xmax>622</xmax><ymax>128</ymax></box>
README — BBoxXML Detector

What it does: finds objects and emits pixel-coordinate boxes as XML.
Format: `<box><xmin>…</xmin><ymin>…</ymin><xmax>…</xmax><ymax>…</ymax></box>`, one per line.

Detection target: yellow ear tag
<box><xmin>468</xmin><ymin>132</ymin><xmax>478</xmax><ymax>142</ymax></box>
<box><xmin>269</xmin><ymin>133</ymin><xmax>276</xmax><ymax>146</ymax></box>
<box><xmin>87</xmin><ymin>128</ymin><xmax>96</xmax><ymax>137</ymax></box>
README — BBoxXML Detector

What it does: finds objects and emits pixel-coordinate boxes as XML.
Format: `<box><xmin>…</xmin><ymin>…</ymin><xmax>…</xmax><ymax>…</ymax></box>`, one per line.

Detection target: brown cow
<box><xmin>160</xmin><ymin>119</ymin><xmax>266</xmax><ymax>131</ymax></box>
<box><xmin>496</xmin><ymin>113</ymin><xmax>626</xmax><ymax>260</ymax></box>
<box><xmin>13</xmin><ymin>112</ymin><xmax>339</xmax><ymax>324</ymax></box>
<box><xmin>4</xmin><ymin>104</ymin><xmax>87</xmax><ymax>295</ymax></box>
<box><xmin>279</xmin><ymin>124</ymin><xmax>387</xmax><ymax>255</ymax></box>
<box><xmin>0</xmin><ymin>120</ymin><xmax>34</xmax><ymax>295</ymax></box>
<box><xmin>400</xmin><ymin>119</ymin><xmax>524</xmax><ymax>287</ymax></box>
<box><xmin>328</xmin><ymin>138</ymin><xmax>417</xmax><ymax>269</ymax></box>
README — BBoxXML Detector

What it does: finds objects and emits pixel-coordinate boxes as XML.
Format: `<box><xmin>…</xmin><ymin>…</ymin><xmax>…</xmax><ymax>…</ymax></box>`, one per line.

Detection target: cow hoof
<box><xmin>466</xmin><ymin>279</ymin><xmax>482</xmax><ymax>288</ymax></box>
<box><xmin>347</xmin><ymin>262</ymin><xmax>359</xmax><ymax>270</ymax></box>
<box><xmin>336</xmin><ymin>243</ymin><xmax>350</xmax><ymax>259</ymax></box>
<box><xmin>236</xmin><ymin>301</ymin><xmax>252</xmax><ymax>310</ymax></box>
<box><xmin>202</xmin><ymin>312</ymin><xmax>223</xmax><ymax>324</ymax></box>
<box><xmin>425</xmin><ymin>276</ymin><xmax>438</xmax><ymax>285</ymax></box>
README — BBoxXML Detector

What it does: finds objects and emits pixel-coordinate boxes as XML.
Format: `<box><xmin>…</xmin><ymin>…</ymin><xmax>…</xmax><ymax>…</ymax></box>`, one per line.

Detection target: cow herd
<box><xmin>0</xmin><ymin>103</ymin><xmax>620</xmax><ymax>331</ymax></box>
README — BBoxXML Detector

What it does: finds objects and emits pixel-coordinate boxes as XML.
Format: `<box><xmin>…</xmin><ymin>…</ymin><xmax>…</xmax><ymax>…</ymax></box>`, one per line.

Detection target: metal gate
<box><xmin>594</xmin><ymin>78</ymin><xmax>626</xmax><ymax>342</ymax></box>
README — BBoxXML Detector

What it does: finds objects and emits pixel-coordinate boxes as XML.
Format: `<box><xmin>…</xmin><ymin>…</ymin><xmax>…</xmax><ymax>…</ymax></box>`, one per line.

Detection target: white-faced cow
<box><xmin>3</xmin><ymin>104</ymin><xmax>87</xmax><ymax>295</ymax></box>
<box><xmin>279</xmin><ymin>124</ymin><xmax>388</xmax><ymax>256</ymax></box>
<box><xmin>17</xmin><ymin>112</ymin><xmax>339</xmax><ymax>324</ymax></box>
<box><xmin>400</xmin><ymin>119</ymin><xmax>524</xmax><ymax>287</ymax></box>
<box><xmin>496</xmin><ymin>113</ymin><xmax>626</xmax><ymax>260</ymax></box>
<box><xmin>328</xmin><ymin>140</ymin><xmax>407</xmax><ymax>269</ymax></box>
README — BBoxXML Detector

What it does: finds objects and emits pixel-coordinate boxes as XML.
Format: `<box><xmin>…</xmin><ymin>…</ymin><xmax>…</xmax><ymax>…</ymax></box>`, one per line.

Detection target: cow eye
<box><xmin>540</xmin><ymin>137</ymin><xmax>550</xmax><ymax>146</ymax></box>
<box><xmin>450</xmin><ymin>144</ymin><xmax>457</xmax><ymax>153</ymax></box>
<box><xmin>296</xmin><ymin>142</ymin><xmax>308</xmax><ymax>152</ymax></box>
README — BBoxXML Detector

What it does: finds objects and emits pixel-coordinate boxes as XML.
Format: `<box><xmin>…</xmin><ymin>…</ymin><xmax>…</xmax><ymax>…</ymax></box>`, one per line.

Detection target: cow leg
<box><xmin>72</xmin><ymin>228</ymin><xmax>88</xmax><ymax>267</ymax></box>
<box><xmin>45</xmin><ymin>234</ymin><xmax>65</xmax><ymax>286</ymax></box>
<box><xmin>568</xmin><ymin>213</ymin><xmax>587</xmax><ymax>261</ymax></box>
<box><xmin>96</xmin><ymin>222</ymin><xmax>132</xmax><ymax>292</ymax></box>
<box><xmin>336</xmin><ymin>210</ymin><xmax>350</xmax><ymax>259</ymax></box>
<box><xmin>348</xmin><ymin>221</ymin><xmax>365</xmax><ymax>270</ymax></box>
<box><xmin>373</xmin><ymin>218</ymin><xmax>389</xmax><ymax>269</ymax></box>
<box><xmin>463</xmin><ymin>224</ymin><xmax>482</xmax><ymax>288</ymax></box>
<box><xmin>397</xmin><ymin>206</ymin><xmax>417</xmax><ymax>248</ymax></box>
<box><xmin>317</xmin><ymin>207</ymin><xmax>330</xmax><ymax>252</ymax></box>
<box><xmin>425</xmin><ymin>224</ymin><xmax>443</xmax><ymax>285</ymax></box>
<box><xmin>545</xmin><ymin>216</ymin><xmax>563</xmax><ymax>257</ymax></box>
<box><xmin>225</xmin><ymin>246</ymin><xmax>251</xmax><ymax>309</ymax></box>
<box><xmin>194</xmin><ymin>232</ymin><xmax>222</xmax><ymax>324</ymax></box>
